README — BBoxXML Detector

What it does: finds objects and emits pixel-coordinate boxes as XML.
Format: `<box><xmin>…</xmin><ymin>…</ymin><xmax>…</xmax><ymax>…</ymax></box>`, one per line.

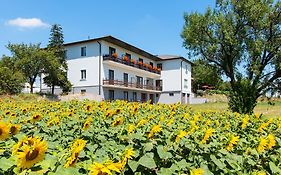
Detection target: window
<box><xmin>184</xmin><ymin>79</ymin><xmax>188</xmax><ymax>89</ymax></box>
<box><xmin>125</xmin><ymin>53</ymin><xmax>131</xmax><ymax>62</ymax></box>
<box><xmin>123</xmin><ymin>91</ymin><xmax>128</xmax><ymax>101</ymax></box>
<box><xmin>150</xmin><ymin>62</ymin><xmax>154</xmax><ymax>67</ymax></box>
<box><xmin>185</xmin><ymin>65</ymin><xmax>188</xmax><ymax>74</ymax></box>
<box><xmin>169</xmin><ymin>93</ymin><xmax>174</xmax><ymax>96</ymax></box>
<box><xmin>81</xmin><ymin>70</ymin><xmax>86</xmax><ymax>80</ymax></box>
<box><xmin>157</xmin><ymin>63</ymin><xmax>162</xmax><ymax>70</ymax></box>
<box><xmin>124</xmin><ymin>73</ymin><xmax>128</xmax><ymax>86</ymax></box>
<box><xmin>81</xmin><ymin>47</ymin><xmax>86</xmax><ymax>56</ymax></box>
<box><xmin>109</xmin><ymin>90</ymin><xmax>114</xmax><ymax>101</ymax></box>
<box><xmin>81</xmin><ymin>89</ymin><xmax>86</xmax><ymax>94</ymax></box>
<box><xmin>138</xmin><ymin>58</ymin><xmax>143</xmax><ymax>63</ymax></box>
<box><xmin>133</xmin><ymin>92</ymin><xmax>137</xmax><ymax>101</ymax></box>
<box><xmin>109</xmin><ymin>47</ymin><xmax>116</xmax><ymax>56</ymax></box>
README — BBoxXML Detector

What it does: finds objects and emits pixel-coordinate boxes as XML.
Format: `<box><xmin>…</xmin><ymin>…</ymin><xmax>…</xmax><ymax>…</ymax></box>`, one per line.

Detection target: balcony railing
<box><xmin>103</xmin><ymin>79</ymin><xmax>162</xmax><ymax>91</ymax></box>
<box><xmin>103</xmin><ymin>55</ymin><xmax>161</xmax><ymax>75</ymax></box>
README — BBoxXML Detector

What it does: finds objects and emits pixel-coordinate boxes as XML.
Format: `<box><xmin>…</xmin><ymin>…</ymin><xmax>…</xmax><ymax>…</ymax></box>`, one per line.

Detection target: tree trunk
<box><xmin>51</xmin><ymin>84</ymin><xmax>55</xmax><ymax>95</ymax></box>
<box><xmin>30</xmin><ymin>83</ymin><xmax>34</xmax><ymax>94</ymax></box>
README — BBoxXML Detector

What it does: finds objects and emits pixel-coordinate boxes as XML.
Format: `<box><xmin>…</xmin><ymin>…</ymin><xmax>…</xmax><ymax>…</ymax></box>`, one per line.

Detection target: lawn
<box><xmin>190</xmin><ymin>101</ymin><xmax>281</xmax><ymax>118</ymax></box>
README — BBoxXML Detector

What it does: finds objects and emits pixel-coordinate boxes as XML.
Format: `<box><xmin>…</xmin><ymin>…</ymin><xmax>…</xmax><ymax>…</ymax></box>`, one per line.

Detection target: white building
<box><xmin>41</xmin><ymin>36</ymin><xmax>193</xmax><ymax>104</ymax></box>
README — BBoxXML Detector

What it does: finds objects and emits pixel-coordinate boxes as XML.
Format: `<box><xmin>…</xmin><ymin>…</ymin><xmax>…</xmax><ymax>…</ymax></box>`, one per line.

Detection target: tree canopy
<box><xmin>182</xmin><ymin>0</ymin><xmax>281</xmax><ymax>114</ymax></box>
<box><xmin>44</xmin><ymin>24</ymin><xmax>71</xmax><ymax>94</ymax></box>
<box><xmin>192</xmin><ymin>59</ymin><xmax>222</xmax><ymax>92</ymax></box>
<box><xmin>6</xmin><ymin>43</ymin><xmax>60</xmax><ymax>93</ymax></box>
<box><xmin>0</xmin><ymin>56</ymin><xmax>25</xmax><ymax>95</ymax></box>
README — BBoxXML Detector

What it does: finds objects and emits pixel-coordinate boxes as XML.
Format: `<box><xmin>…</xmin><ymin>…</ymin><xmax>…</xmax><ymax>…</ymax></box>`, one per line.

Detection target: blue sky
<box><xmin>0</xmin><ymin>0</ymin><xmax>215</xmax><ymax>58</ymax></box>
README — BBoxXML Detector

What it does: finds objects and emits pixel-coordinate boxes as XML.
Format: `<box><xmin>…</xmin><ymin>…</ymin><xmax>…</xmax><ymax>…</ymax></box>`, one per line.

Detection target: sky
<box><xmin>0</xmin><ymin>0</ymin><xmax>215</xmax><ymax>58</ymax></box>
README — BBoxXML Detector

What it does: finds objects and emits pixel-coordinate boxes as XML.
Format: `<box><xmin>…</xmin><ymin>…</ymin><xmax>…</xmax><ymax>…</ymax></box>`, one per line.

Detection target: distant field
<box><xmin>190</xmin><ymin>101</ymin><xmax>281</xmax><ymax>118</ymax></box>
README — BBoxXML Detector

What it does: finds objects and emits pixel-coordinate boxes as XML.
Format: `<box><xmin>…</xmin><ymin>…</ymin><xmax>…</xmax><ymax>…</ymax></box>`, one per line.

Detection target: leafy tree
<box><xmin>192</xmin><ymin>59</ymin><xmax>222</xmax><ymax>92</ymax></box>
<box><xmin>44</xmin><ymin>24</ymin><xmax>71</xmax><ymax>94</ymax></box>
<box><xmin>0</xmin><ymin>56</ymin><xmax>25</xmax><ymax>94</ymax></box>
<box><xmin>182</xmin><ymin>0</ymin><xmax>281</xmax><ymax>114</ymax></box>
<box><xmin>7</xmin><ymin>43</ymin><xmax>58</xmax><ymax>93</ymax></box>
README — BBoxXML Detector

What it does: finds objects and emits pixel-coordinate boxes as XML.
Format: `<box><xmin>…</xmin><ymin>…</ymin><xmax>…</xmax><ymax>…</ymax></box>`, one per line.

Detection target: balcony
<box><xmin>103</xmin><ymin>55</ymin><xmax>161</xmax><ymax>75</ymax></box>
<box><xmin>103</xmin><ymin>79</ymin><xmax>162</xmax><ymax>92</ymax></box>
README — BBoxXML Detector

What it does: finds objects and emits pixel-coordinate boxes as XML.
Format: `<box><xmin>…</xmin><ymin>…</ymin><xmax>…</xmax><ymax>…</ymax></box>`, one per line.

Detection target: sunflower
<box><xmin>0</xmin><ymin>122</ymin><xmax>10</xmax><ymax>140</ymax></box>
<box><xmin>83</xmin><ymin>117</ymin><xmax>93</xmax><ymax>130</ymax></box>
<box><xmin>148</xmin><ymin>124</ymin><xmax>162</xmax><ymax>138</ymax></box>
<box><xmin>65</xmin><ymin>139</ymin><xmax>86</xmax><ymax>167</ymax></box>
<box><xmin>175</xmin><ymin>130</ymin><xmax>187</xmax><ymax>143</ymax></box>
<box><xmin>16</xmin><ymin>137</ymin><xmax>48</xmax><ymax>169</ymax></box>
<box><xmin>123</xmin><ymin>148</ymin><xmax>135</xmax><ymax>161</ymax></box>
<box><xmin>31</xmin><ymin>113</ymin><xmax>43</xmax><ymax>122</ymax></box>
<box><xmin>89</xmin><ymin>161</ymin><xmax>121</xmax><ymax>175</ymax></box>
<box><xmin>111</xmin><ymin>117</ymin><xmax>124</xmax><ymax>127</ymax></box>
<box><xmin>9</xmin><ymin>124</ymin><xmax>21</xmax><ymax>135</ymax></box>
<box><xmin>190</xmin><ymin>168</ymin><xmax>204</xmax><ymax>175</ymax></box>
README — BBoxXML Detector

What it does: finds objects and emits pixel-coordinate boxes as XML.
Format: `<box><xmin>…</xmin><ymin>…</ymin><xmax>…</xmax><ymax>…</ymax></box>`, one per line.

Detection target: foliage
<box><xmin>0</xmin><ymin>56</ymin><xmax>25</xmax><ymax>95</ymax></box>
<box><xmin>44</xmin><ymin>24</ymin><xmax>71</xmax><ymax>94</ymax></box>
<box><xmin>6</xmin><ymin>43</ymin><xmax>60</xmax><ymax>94</ymax></box>
<box><xmin>192</xmin><ymin>59</ymin><xmax>222</xmax><ymax>92</ymax></box>
<box><xmin>0</xmin><ymin>100</ymin><xmax>281</xmax><ymax>174</ymax></box>
<box><xmin>182</xmin><ymin>0</ymin><xmax>281</xmax><ymax>114</ymax></box>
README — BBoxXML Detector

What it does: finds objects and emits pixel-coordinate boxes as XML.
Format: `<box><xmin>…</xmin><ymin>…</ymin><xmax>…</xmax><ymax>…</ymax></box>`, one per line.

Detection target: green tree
<box><xmin>192</xmin><ymin>59</ymin><xmax>222</xmax><ymax>92</ymax></box>
<box><xmin>44</xmin><ymin>24</ymin><xmax>71</xmax><ymax>94</ymax></box>
<box><xmin>7</xmin><ymin>43</ymin><xmax>59</xmax><ymax>93</ymax></box>
<box><xmin>182</xmin><ymin>0</ymin><xmax>281</xmax><ymax>114</ymax></box>
<box><xmin>0</xmin><ymin>56</ymin><xmax>25</xmax><ymax>94</ymax></box>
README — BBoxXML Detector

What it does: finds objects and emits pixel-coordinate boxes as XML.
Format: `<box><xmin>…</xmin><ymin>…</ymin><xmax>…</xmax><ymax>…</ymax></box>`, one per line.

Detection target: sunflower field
<box><xmin>0</xmin><ymin>99</ymin><xmax>281</xmax><ymax>175</ymax></box>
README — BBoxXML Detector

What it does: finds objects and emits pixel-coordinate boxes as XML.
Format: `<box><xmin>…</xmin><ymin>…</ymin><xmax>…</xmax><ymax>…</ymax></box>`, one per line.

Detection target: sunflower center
<box><xmin>10</xmin><ymin>126</ymin><xmax>16</xmax><ymax>134</ymax></box>
<box><xmin>0</xmin><ymin>129</ymin><xmax>2</xmax><ymax>135</ymax></box>
<box><xmin>33</xmin><ymin>115</ymin><xmax>40</xmax><ymax>119</ymax></box>
<box><xmin>26</xmin><ymin>149</ymin><xmax>39</xmax><ymax>161</ymax></box>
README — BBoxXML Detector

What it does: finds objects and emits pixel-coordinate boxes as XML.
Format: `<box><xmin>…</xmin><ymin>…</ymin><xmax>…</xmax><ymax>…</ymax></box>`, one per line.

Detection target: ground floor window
<box><xmin>169</xmin><ymin>93</ymin><xmax>174</xmax><ymax>96</ymax></box>
<box><xmin>109</xmin><ymin>90</ymin><xmax>114</xmax><ymax>101</ymax></box>
<box><xmin>81</xmin><ymin>89</ymin><xmax>86</xmax><ymax>94</ymax></box>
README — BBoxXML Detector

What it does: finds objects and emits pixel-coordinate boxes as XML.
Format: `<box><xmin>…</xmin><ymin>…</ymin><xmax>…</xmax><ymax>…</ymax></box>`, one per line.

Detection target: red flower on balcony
<box><xmin>157</xmin><ymin>68</ymin><xmax>161</xmax><ymax>72</ymax></box>
<box><xmin>149</xmin><ymin>65</ymin><xmax>153</xmax><ymax>70</ymax></box>
<box><xmin>123</xmin><ymin>56</ymin><xmax>129</xmax><ymax>62</ymax></box>
<box><xmin>112</xmin><ymin>53</ymin><xmax>118</xmax><ymax>58</ymax></box>
<box><xmin>138</xmin><ymin>61</ymin><xmax>143</xmax><ymax>66</ymax></box>
<box><xmin>131</xmin><ymin>59</ymin><xmax>136</xmax><ymax>64</ymax></box>
<box><xmin>153</xmin><ymin>66</ymin><xmax>157</xmax><ymax>71</ymax></box>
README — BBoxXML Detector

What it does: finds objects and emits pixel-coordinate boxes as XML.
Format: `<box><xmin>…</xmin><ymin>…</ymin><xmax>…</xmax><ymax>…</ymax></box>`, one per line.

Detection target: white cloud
<box><xmin>6</xmin><ymin>18</ymin><xmax>50</xmax><ymax>28</ymax></box>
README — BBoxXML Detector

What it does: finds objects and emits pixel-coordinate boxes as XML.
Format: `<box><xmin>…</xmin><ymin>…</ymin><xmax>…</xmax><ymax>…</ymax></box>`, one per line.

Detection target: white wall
<box><xmin>160</xmin><ymin>59</ymin><xmax>181</xmax><ymax>92</ymax></box>
<box><xmin>181</xmin><ymin>61</ymin><xmax>192</xmax><ymax>94</ymax></box>
<box><xmin>66</xmin><ymin>42</ymin><xmax>100</xmax><ymax>60</ymax></box>
<box><xmin>67</xmin><ymin>56</ymin><xmax>100</xmax><ymax>87</ymax></box>
<box><xmin>158</xmin><ymin>92</ymin><xmax>181</xmax><ymax>104</ymax></box>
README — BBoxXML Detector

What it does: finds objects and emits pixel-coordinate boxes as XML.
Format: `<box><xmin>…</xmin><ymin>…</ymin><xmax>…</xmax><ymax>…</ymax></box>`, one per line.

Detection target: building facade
<box><xmin>41</xmin><ymin>36</ymin><xmax>192</xmax><ymax>104</ymax></box>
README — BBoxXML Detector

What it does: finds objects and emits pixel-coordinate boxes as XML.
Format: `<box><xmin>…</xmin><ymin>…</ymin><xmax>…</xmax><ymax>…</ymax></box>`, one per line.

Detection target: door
<box><xmin>156</xmin><ymin>80</ymin><xmax>162</xmax><ymax>91</ymax></box>
<box><xmin>141</xmin><ymin>93</ymin><xmax>147</xmax><ymax>102</ymax></box>
<box><xmin>182</xmin><ymin>93</ymin><xmax>186</xmax><ymax>104</ymax></box>
<box><xmin>109</xmin><ymin>70</ymin><xmax>114</xmax><ymax>84</ymax></box>
<box><xmin>123</xmin><ymin>91</ymin><xmax>128</xmax><ymax>101</ymax></box>
<box><xmin>109</xmin><ymin>90</ymin><xmax>114</xmax><ymax>101</ymax></box>
<box><xmin>149</xmin><ymin>94</ymin><xmax>154</xmax><ymax>104</ymax></box>
<box><xmin>124</xmin><ymin>73</ymin><xmax>128</xmax><ymax>87</ymax></box>
<box><xmin>136</xmin><ymin>76</ymin><xmax>143</xmax><ymax>88</ymax></box>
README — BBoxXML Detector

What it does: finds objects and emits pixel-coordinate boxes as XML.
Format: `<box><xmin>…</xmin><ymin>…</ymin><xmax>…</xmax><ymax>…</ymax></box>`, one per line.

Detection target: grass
<box><xmin>190</xmin><ymin>101</ymin><xmax>281</xmax><ymax>118</ymax></box>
